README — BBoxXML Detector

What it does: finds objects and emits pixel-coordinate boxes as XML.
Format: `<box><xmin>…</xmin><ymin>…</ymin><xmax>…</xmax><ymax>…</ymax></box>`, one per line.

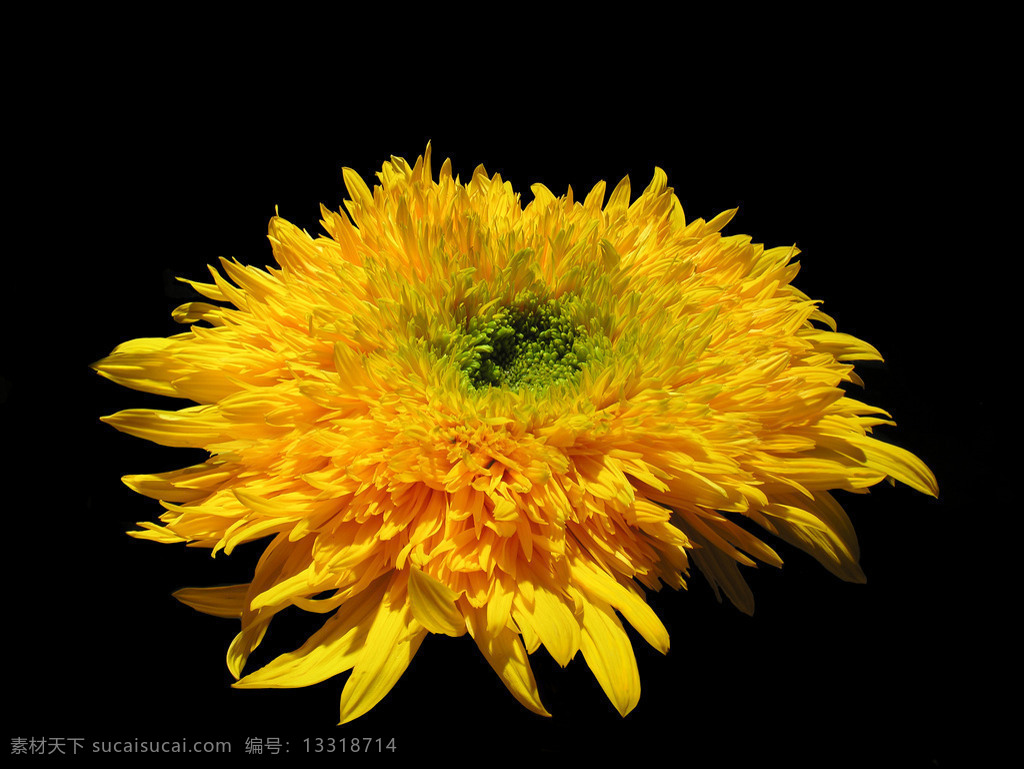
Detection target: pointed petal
<box><xmin>849</xmin><ymin>434</ymin><xmax>939</xmax><ymax>497</ymax></box>
<box><xmin>518</xmin><ymin>584</ymin><xmax>580</xmax><ymax>668</ymax></box>
<box><xmin>338</xmin><ymin>581</ymin><xmax>427</xmax><ymax>725</ymax></box>
<box><xmin>771</xmin><ymin>492</ymin><xmax>866</xmax><ymax>583</ymax></box>
<box><xmin>234</xmin><ymin>576</ymin><xmax>388</xmax><ymax>689</ymax></box>
<box><xmin>571</xmin><ymin>560</ymin><xmax>670</xmax><ymax>654</ymax></box>
<box><xmin>580</xmin><ymin>599</ymin><xmax>642</xmax><ymax>717</ymax></box>
<box><xmin>173</xmin><ymin>584</ymin><xmax>249</xmax><ymax>619</ymax></box>
<box><xmin>91</xmin><ymin>338</ymin><xmax>182</xmax><ymax>397</ymax></box>
<box><xmin>227</xmin><ymin>534</ymin><xmax>315</xmax><ymax>678</ymax></box>
<box><xmin>465</xmin><ymin>605</ymin><xmax>551</xmax><ymax>717</ymax></box>
<box><xmin>407</xmin><ymin>566</ymin><xmax>465</xmax><ymax>637</ymax></box>
<box><xmin>99</xmin><ymin>406</ymin><xmax>229</xmax><ymax>448</ymax></box>
<box><xmin>689</xmin><ymin>531</ymin><xmax>756</xmax><ymax>615</ymax></box>
<box><xmin>227</xmin><ymin>620</ymin><xmax>269</xmax><ymax>680</ymax></box>
<box><xmin>342</xmin><ymin>167</ymin><xmax>374</xmax><ymax>210</ymax></box>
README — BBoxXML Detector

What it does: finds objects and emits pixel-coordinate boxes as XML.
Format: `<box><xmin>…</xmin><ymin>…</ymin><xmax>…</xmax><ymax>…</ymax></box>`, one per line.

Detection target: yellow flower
<box><xmin>94</xmin><ymin>144</ymin><xmax>937</xmax><ymax>723</ymax></box>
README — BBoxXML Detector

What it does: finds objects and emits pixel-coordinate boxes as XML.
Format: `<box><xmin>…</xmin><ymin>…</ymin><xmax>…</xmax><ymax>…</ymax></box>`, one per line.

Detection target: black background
<box><xmin>4</xmin><ymin>40</ymin><xmax>1005</xmax><ymax>768</ymax></box>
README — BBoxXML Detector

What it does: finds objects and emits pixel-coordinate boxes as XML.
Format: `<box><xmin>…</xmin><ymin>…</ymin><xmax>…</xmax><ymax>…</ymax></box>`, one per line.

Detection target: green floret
<box><xmin>457</xmin><ymin>292</ymin><xmax>593</xmax><ymax>391</ymax></box>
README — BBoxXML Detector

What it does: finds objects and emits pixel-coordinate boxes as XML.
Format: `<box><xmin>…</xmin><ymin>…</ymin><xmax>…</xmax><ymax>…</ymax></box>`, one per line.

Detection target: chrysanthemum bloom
<box><xmin>95</xmin><ymin>145</ymin><xmax>937</xmax><ymax>723</ymax></box>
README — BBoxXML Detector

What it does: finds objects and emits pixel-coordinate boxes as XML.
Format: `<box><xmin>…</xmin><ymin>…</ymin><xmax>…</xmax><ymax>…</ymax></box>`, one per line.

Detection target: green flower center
<box><xmin>459</xmin><ymin>295</ymin><xmax>592</xmax><ymax>391</ymax></box>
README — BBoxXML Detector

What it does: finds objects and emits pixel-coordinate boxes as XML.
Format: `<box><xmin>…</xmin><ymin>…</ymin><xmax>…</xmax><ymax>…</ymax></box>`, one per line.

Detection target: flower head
<box><xmin>94</xmin><ymin>145</ymin><xmax>937</xmax><ymax>722</ymax></box>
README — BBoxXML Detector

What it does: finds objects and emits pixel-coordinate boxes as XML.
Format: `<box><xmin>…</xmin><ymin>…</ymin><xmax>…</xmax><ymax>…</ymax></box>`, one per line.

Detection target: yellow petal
<box><xmin>99</xmin><ymin>406</ymin><xmax>229</xmax><ymax>448</ymax></box>
<box><xmin>342</xmin><ymin>166</ymin><xmax>374</xmax><ymax>210</ymax></box>
<box><xmin>91</xmin><ymin>338</ymin><xmax>182</xmax><ymax>397</ymax></box>
<box><xmin>127</xmin><ymin>522</ymin><xmax>188</xmax><ymax>543</ymax></box>
<box><xmin>802</xmin><ymin>329</ymin><xmax>884</xmax><ymax>361</ymax></box>
<box><xmin>689</xmin><ymin>530</ymin><xmax>756</xmax><ymax>615</ymax></box>
<box><xmin>770</xmin><ymin>491</ymin><xmax>865</xmax><ymax>583</ymax></box>
<box><xmin>580</xmin><ymin>599</ymin><xmax>642</xmax><ymax>717</ymax></box>
<box><xmin>762</xmin><ymin>502</ymin><xmax>832</xmax><ymax>532</ymax></box>
<box><xmin>465</xmin><ymin>605</ymin><xmax>551</xmax><ymax>718</ymax></box>
<box><xmin>173</xmin><ymin>584</ymin><xmax>249</xmax><ymax>619</ymax></box>
<box><xmin>227</xmin><ymin>619</ymin><xmax>270</xmax><ymax>680</ymax></box>
<box><xmin>407</xmin><ymin>566</ymin><xmax>465</xmax><ymax>637</ymax></box>
<box><xmin>122</xmin><ymin>462</ymin><xmax>233</xmax><ymax>503</ymax></box>
<box><xmin>235</xmin><ymin>577</ymin><xmax>388</xmax><ymax>689</ymax></box>
<box><xmin>337</xmin><ymin>582</ymin><xmax>427</xmax><ymax>725</ymax></box>
<box><xmin>848</xmin><ymin>434</ymin><xmax>939</xmax><ymax>497</ymax></box>
<box><xmin>515</xmin><ymin>583</ymin><xmax>580</xmax><ymax>668</ymax></box>
<box><xmin>571</xmin><ymin>560</ymin><xmax>670</xmax><ymax>654</ymax></box>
